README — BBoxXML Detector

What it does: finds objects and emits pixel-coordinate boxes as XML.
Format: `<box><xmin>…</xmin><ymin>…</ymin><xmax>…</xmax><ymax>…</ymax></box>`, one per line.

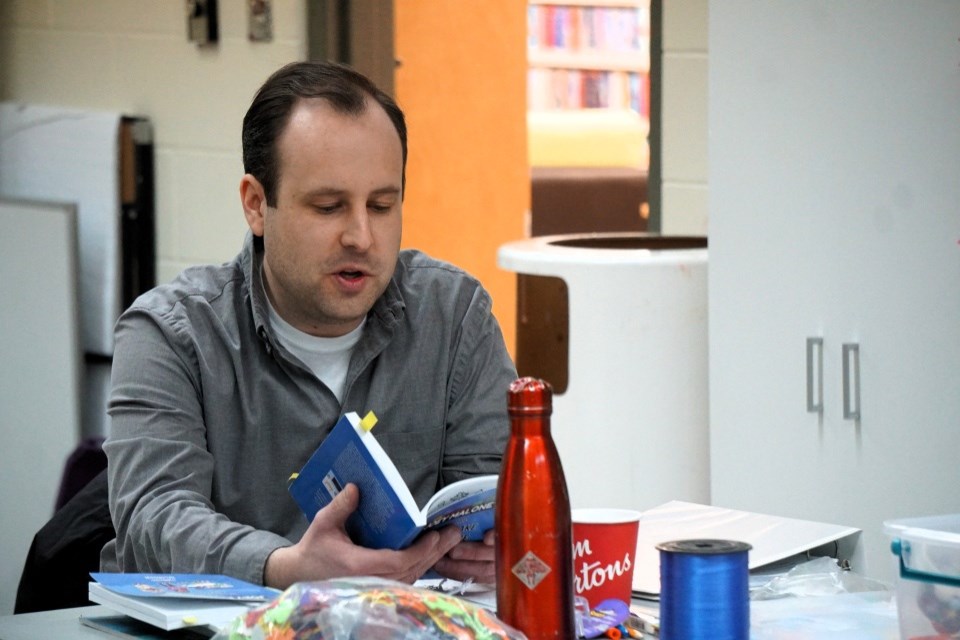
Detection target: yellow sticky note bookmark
<box><xmin>182</xmin><ymin>616</ymin><xmax>198</xmax><ymax>626</ymax></box>
<box><xmin>359</xmin><ymin>411</ymin><xmax>378</xmax><ymax>432</ymax></box>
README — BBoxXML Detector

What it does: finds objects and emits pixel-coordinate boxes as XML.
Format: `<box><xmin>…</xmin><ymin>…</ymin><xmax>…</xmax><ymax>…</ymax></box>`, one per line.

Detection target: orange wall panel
<box><xmin>394</xmin><ymin>1</ymin><xmax>528</xmax><ymax>356</ymax></box>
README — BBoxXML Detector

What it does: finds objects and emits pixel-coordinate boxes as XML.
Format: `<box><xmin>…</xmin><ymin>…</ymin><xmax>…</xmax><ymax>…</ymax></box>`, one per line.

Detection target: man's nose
<box><xmin>341</xmin><ymin>206</ymin><xmax>373</xmax><ymax>251</ymax></box>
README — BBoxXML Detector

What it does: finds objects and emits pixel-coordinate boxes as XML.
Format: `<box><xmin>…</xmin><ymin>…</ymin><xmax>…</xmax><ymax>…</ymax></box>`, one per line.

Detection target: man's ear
<box><xmin>240</xmin><ymin>174</ymin><xmax>267</xmax><ymax>237</ymax></box>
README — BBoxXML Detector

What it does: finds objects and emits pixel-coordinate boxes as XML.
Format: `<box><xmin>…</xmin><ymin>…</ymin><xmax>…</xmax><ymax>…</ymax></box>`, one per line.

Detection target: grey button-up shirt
<box><xmin>100</xmin><ymin>234</ymin><xmax>516</xmax><ymax>584</ymax></box>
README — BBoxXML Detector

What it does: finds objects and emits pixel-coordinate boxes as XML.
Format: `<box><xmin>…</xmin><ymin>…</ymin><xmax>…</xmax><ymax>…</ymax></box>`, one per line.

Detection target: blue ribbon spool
<box><xmin>657</xmin><ymin>539</ymin><xmax>751</xmax><ymax>640</ymax></box>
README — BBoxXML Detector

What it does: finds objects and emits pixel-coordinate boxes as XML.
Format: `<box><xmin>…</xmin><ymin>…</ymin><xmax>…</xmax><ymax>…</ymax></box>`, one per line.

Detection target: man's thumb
<box><xmin>314</xmin><ymin>483</ymin><xmax>360</xmax><ymax>528</ymax></box>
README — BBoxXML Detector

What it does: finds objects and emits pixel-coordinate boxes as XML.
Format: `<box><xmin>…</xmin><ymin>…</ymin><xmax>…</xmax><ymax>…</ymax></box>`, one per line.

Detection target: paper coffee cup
<box><xmin>572</xmin><ymin>508</ymin><xmax>641</xmax><ymax>610</ymax></box>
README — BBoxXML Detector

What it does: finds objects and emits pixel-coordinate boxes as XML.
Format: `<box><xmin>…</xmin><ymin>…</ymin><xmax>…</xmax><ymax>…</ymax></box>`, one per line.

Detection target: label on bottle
<box><xmin>511</xmin><ymin>551</ymin><xmax>553</xmax><ymax>590</ymax></box>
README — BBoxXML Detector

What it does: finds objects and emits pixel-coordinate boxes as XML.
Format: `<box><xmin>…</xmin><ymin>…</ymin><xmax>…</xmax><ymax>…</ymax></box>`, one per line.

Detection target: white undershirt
<box><xmin>265</xmin><ymin>299</ymin><xmax>364</xmax><ymax>404</ymax></box>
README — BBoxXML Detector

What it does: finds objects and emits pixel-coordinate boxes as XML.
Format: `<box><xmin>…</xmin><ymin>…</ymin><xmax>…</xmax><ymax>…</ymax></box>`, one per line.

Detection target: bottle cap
<box><xmin>507</xmin><ymin>377</ymin><xmax>553</xmax><ymax>414</ymax></box>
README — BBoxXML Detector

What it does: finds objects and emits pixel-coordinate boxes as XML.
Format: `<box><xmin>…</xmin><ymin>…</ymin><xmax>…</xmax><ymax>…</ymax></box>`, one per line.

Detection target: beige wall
<box><xmin>0</xmin><ymin>0</ymin><xmax>308</xmax><ymax>283</ymax></box>
<box><xmin>661</xmin><ymin>0</ymin><xmax>709</xmax><ymax>235</ymax></box>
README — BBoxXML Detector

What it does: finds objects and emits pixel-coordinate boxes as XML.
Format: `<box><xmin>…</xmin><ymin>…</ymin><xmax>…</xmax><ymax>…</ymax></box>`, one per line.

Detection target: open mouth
<box><xmin>339</xmin><ymin>270</ymin><xmax>364</xmax><ymax>280</ymax></box>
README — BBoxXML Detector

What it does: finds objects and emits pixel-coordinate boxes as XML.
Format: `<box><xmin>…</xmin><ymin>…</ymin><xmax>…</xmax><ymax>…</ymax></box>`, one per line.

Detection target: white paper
<box><xmin>632</xmin><ymin>501</ymin><xmax>861</xmax><ymax>595</ymax></box>
<box><xmin>414</xmin><ymin>578</ymin><xmax>497</xmax><ymax>610</ymax></box>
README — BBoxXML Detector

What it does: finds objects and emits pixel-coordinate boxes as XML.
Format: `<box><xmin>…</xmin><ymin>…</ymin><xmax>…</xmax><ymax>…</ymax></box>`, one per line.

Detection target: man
<box><xmin>100</xmin><ymin>61</ymin><xmax>516</xmax><ymax>589</ymax></box>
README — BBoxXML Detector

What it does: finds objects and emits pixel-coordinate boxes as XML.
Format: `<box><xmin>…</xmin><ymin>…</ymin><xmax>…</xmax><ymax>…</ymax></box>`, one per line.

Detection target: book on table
<box><xmin>288</xmin><ymin>411</ymin><xmax>498</xmax><ymax>550</ymax></box>
<box><xmin>78</xmin><ymin>613</ymin><xmax>215</xmax><ymax>639</ymax></box>
<box><xmin>87</xmin><ymin>573</ymin><xmax>279</xmax><ymax>632</ymax></box>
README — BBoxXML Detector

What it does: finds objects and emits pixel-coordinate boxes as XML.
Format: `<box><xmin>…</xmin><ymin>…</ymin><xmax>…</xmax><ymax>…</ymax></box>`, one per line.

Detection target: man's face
<box><xmin>244</xmin><ymin>97</ymin><xmax>403</xmax><ymax>337</ymax></box>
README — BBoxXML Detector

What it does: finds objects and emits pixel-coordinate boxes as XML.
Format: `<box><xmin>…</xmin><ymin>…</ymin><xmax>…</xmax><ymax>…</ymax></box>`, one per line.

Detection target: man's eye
<box><xmin>369</xmin><ymin>202</ymin><xmax>394</xmax><ymax>213</ymax></box>
<box><xmin>314</xmin><ymin>203</ymin><xmax>341</xmax><ymax>214</ymax></box>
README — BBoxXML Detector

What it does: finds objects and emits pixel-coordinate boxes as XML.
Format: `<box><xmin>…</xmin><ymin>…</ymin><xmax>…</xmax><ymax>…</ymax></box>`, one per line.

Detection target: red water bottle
<box><xmin>495</xmin><ymin>377</ymin><xmax>576</xmax><ymax>639</ymax></box>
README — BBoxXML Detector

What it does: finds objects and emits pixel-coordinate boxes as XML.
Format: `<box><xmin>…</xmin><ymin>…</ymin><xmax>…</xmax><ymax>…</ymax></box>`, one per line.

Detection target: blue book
<box><xmin>88</xmin><ymin>573</ymin><xmax>279</xmax><ymax>632</ymax></box>
<box><xmin>288</xmin><ymin>412</ymin><xmax>498</xmax><ymax>550</ymax></box>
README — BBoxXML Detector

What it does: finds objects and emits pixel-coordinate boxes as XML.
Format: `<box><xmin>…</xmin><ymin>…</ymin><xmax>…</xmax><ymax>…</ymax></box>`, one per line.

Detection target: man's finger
<box><xmin>437</xmin><ymin>526</ymin><xmax>464</xmax><ymax>553</ymax></box>
<box><xmin>313</xmin><ymin>483</ymin><xmax>359</xmax><ymax>528</ymax></box>
<box><xmin>394</xmin><ymin>527</ymin><xmax>463</xmax><ymax>583</ymax></box>
<box><xmin>445</xmin><ymin>540</ymin><xmax>495</xmax><ymax>562</ymax></box>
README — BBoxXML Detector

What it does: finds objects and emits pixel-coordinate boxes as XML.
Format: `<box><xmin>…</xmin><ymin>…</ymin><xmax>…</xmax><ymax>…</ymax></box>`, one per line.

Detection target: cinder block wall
<box><xmin>0</xmin><ymin>0</ymin><xmax>308</xmax><ymax>283</ymax></box>
<box><xmin>661</xmin><ymin>0</ymin><xmax>708</xmax><ymax>235</ymax></box>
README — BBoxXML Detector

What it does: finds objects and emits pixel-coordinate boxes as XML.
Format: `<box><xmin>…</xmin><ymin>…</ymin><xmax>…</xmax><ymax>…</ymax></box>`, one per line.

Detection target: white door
<box><xmin>708</xmin><ymin>1</ymin><xmax>960</xmax><ymax>581</ymax></box>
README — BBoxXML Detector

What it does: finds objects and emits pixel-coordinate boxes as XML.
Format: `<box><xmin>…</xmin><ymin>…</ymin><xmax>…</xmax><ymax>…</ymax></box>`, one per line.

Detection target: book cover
<box><xmin>288</xmin><ymin>412</ymin><xmax>497</xmax><ymax>551</ymax></box>
<box><xmin>90</xmin><ymin>573</ymin><xmax>277</xmax><ymax>601</ymax></box>
<box><xmin>423</xmin><ymin>475</ymin><xmax>497</xmax><ymax>542</ymax></box>
<box><xmin>88</xmin><ymin>573</ymin><xmax>279</xmax><ymax>632</ymax></box>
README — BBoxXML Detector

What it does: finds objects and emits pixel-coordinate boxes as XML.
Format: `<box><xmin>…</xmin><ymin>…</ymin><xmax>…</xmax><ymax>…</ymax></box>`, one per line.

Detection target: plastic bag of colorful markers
<box><xmin>212</xmin><ymin>576</ymin><xmax>526</xmax><ymax>640</ymax></box>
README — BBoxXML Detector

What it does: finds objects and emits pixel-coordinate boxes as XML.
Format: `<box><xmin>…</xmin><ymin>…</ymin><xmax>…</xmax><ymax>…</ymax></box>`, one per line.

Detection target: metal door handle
<box><xmin>806</xmin><ymin>337</ymin><xmax>823</xmax><ymax>415</ymax></box>
<box><xmin>842</xmin><ymin>343</ymin><xmax>861</xmax><ymax>421</ymax></box>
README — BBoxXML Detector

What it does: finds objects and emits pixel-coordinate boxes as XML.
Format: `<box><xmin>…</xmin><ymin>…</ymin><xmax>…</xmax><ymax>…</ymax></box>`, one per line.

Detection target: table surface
<box><xmin>0</xmin><ymin>606</ymin><xmax>213</xmax><ymax>640</ymax></box>
<box><xmin>0</xmin><ymin>593</ymin><xmax>902</xmax><ymax>640</ymax></box>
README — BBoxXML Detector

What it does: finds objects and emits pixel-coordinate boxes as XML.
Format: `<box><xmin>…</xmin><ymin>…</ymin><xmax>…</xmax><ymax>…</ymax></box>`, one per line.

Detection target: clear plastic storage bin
<box><xmin>884</xmin><ymin>514</ymin><xmax>960</xmax><ymax>639</ymax></box>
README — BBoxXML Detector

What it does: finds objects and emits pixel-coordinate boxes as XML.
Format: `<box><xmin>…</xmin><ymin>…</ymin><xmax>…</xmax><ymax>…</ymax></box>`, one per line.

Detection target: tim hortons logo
<box><xmin>573</xmin><ymin>537</ymin><xmax>632</xmax><ymax>592</ymax></box>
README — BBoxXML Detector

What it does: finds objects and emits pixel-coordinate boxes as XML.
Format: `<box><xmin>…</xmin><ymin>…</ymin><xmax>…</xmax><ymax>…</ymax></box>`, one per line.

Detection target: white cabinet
<box><xmin>0</xmin><ymin>199</ymin><xmax>81</xmax><ymax>615</ymax></box>
<box><xmin>708</xmin><ymin>1</ymin><xmax>960</xmax><ymax>582</ymax></box>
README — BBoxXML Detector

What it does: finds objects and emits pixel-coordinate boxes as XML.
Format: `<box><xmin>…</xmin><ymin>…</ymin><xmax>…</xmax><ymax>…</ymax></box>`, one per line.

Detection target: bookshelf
<box><xmin>527</xmin><ymin>0</ymin><xmax>650</xmax><ymax>117</ymax></box>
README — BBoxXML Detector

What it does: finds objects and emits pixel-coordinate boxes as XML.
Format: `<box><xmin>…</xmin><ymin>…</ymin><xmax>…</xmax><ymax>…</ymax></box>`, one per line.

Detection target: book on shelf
<box><xmin>288</xmin><ymin>411</ymin><xmax>498</xmax><ymax>551</ymax></box>
<box><xmin>528</xmin><ymin>67</ymin><xmax>649</xmax><ymax>115</ymax></box>
<box><xmin>526</xmin><ymin>0</ymin><xmax>651</xmax><ymax>116</ymax></box>
<box><xmin>528</xmin><ymin>3</ymin><xmax>650</xmax><ymax>56</ymax></box>
<box><xmin>87</xmin><ymin>573</ymin><xmax>279</xmax><ymax>632</ymax></box>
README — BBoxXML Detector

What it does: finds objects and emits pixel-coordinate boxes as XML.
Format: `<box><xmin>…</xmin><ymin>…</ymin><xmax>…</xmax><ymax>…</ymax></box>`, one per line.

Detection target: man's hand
<box><xmin>264</xmin><ymin>483</ymin><xmax>463</xmax><ymax>590</ymax></box>
<box><xmin>431</xmin><ymin>528</ymin><xmax>497</xmax><ymax>584</ymax></box>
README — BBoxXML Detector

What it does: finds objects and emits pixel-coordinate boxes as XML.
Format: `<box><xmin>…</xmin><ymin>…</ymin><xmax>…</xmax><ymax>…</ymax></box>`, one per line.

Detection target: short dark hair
<box><xmin>242</xmin><ymin>61</ymin><xmax>407</xmax><ymax>206</ymax></box>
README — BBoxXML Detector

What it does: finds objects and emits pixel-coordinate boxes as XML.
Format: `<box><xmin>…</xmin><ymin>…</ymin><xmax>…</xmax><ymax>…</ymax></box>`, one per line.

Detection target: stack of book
<box><xmin>85</xmin><ymin>573</ymin><xmax>279</xmax><ymax>636</ymax></box>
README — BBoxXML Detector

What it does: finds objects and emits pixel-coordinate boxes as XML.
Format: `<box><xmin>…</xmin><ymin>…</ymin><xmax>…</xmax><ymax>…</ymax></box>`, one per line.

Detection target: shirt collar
<box><xmin>244</xmin><ymin>232</ymin><xmax>272</xmax><ymax>344</ymax></box>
